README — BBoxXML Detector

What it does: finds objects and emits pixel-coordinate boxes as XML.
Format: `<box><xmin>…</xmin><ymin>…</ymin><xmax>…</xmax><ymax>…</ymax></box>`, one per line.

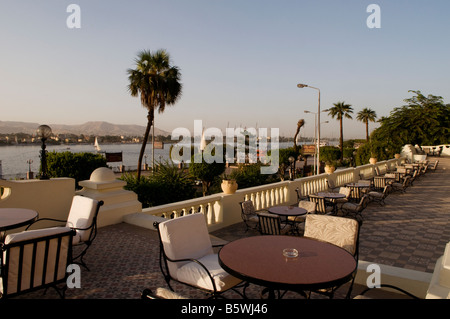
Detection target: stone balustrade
<box><xmin>0</xmin><ymin>156</ymin><xmax>406</xmax><ymax>233</ymax></box>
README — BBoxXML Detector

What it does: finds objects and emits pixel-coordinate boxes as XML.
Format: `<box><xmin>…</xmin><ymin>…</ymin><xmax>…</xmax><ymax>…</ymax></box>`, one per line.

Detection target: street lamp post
<box><xmin>288</xmin><ymin>156</ymin><xmax>295</xmax><ymax>181</ymax></box>
<box><xmin>37</xmin><ymin>124</ymin><xmax>52</xmax><ymax>180</ymax></box>
<box><xmin>297</xmin><ymin>83</ymin><xmax>321</xmax><ymax>175</ymax></box>
<box><xmin>304</xmin><ymin>110</ymin><xmax>317</xmax><ymax>174</ymax></box>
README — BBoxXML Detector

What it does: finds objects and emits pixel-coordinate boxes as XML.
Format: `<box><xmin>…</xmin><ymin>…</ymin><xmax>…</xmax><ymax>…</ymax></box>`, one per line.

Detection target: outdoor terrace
<box><xmin>8</xmin><ymin>156</ymin><xmax>448</xmax><ymax>300</ymax></box>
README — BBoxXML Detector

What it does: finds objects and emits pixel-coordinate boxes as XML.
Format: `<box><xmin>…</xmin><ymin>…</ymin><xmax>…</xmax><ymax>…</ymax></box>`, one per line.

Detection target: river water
<box><xmin>0</xmin><ymin>141</ymin><xmax>302</xmax><ymax>178</ymax></box>
<box><xmin>0</xmin><ymin>143</ymin><xmax>172</xmax><ymax>179</ymax></box>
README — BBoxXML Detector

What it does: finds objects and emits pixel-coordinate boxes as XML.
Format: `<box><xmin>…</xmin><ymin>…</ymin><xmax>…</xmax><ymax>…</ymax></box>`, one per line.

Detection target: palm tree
<box><xmin>357</xmin><ymin>108</ymin><xmax>377</xmax><ymax>141</ymax></box>
<box><xmin>127</xmin><ymin>49</ymin><xmax>182</xmax><ymax>180</ymax></box>
<box><xmin>328</xmin><ymin>101</ymin><xmax>354</xmax><ymax>161</ymax></box>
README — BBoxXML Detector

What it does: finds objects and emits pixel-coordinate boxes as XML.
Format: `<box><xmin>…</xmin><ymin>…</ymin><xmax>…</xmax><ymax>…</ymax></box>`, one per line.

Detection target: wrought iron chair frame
<box><xmin>258</xmin><ymin>212</ymin><xmax>291</xmax><ymax>235</ymax></box>
<box><xmin>302</xmin><ymin>216</ymin><xmax>362</xmax><ymax>299</ymax></box>
<box><xmin>26</xmin><ymin>196</ymin><xmax>104</xmax><ymax>270</ymax></box>
<box><xmin>1</xmin><ymin>228</ymin><xmax>75</xmax><ymax>299</ymax></box>
<box><xmin>308</xmin><ymin>195</ymin><xmax>334</xmax><ymax>215</ymax></box>
<box><xmin>239</xmin><ymin>200</ymin><xmax>264</xmax><ymax>232</ymax></box>
<box><xmin>153</xmin><ymin>220</ymin><xmax>245</xmax><ymax>299</ymax></box>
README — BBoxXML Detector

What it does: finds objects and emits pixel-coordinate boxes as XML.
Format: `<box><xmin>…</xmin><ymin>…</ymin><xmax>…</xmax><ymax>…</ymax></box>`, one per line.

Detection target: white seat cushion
<box><xmin>176</xmin><ymin>254</ymin><xmax>242</xmax><ymax>292</ymax></box>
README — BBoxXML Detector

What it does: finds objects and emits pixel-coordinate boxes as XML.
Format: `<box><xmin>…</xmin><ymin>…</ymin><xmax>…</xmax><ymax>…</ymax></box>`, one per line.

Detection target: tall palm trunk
<box><xmin>137</xmin><ymin>110</ymin><xmax>154</xmax><ymax>180</ymax></box>
<box><xmin>339</xmin><ymin>118</ymin><xmax>344</xmax><ymax>161</ymax></box>
<box><xmin>365</xmin><ymin>121</ymin><xmax>369</xmax><ymax>141</ymax></box>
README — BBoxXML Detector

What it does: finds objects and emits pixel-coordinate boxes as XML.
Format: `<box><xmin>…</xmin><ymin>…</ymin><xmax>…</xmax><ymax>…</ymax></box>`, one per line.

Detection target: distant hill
<box><xmin>0</xmin><ymin>121</ymin><xmax>170</xmax><ymax>137</ymax></box>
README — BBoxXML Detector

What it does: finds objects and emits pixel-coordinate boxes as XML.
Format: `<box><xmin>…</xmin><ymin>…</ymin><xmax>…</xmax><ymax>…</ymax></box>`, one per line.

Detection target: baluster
<box><xmin>255</xmin><ymin>192</ymin><xmax>262</xmax><ymax>210</ymax></box>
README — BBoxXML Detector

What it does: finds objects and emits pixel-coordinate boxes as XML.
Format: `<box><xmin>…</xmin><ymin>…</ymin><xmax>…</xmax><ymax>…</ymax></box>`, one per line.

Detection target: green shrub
<box><xmin>45</xmin><ymin>151</ymin><xmax>107</xmax><ymax>187</ymax></box>
<box><xmin>189</xmin><ymin>151</ymin><xmax>226</xmax><ymax>196</ymax></box>
<box><xmin>276</xmin><ymin>147</ymin><xmax>301</xmax><ymax>180</ymax></box>
<box><xmin>319</xmin><ymin>146</ymin><xmax>341</xmax><ymax>164</ymax></box>
<box><xmin>229</xmin><ymin>163</ymin><xmax>272</xmax><ymax>189</ymax></box>
<box><xmin>121</xmin><ymin>162</ymin><xmax>195</xmax><ymax>208</ymax></box>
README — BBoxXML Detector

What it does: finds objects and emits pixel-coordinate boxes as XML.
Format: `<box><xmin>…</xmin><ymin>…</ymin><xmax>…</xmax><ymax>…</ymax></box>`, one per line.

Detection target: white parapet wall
<box><xmin>356</xmin><ymin>260</ymin><xmax>432</xmax><ymax>298</ymax></box>
<box><xmin>0</xmin><ymin>177</ymin><xmax>75</xmax><ymax>230</ymax></box>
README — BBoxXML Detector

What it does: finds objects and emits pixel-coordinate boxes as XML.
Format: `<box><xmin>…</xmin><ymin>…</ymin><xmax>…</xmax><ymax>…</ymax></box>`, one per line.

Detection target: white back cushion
<box><xmin>66</xmin><ymin>195</ymin><xmax>99</xmax><ymax>242</ymax></box>
<box><xmin>2</xmin><ymin>227</ymin><xmax>72</xmax><ymax>295</ymax></box>
<box><xmin>304</xmin><ymin>214</ymin><xmax>359</xmax><ymax>255</ymax></box>
<box><xmin>159</xmin><ymin>214</ymin><xmax>213</xmax><ymax>278</ymax></box>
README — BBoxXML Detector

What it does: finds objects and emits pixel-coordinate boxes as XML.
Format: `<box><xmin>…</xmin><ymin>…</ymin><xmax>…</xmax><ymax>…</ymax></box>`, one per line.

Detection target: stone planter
<box><xmin>221</xmin><ymin>179</ymin><xmax>238</xmax><ymax>194</ymax></box>
<box><xmin>369</xmin><ymin>157</ymin><xmax>378</xmax><ymax>164</ymax></box>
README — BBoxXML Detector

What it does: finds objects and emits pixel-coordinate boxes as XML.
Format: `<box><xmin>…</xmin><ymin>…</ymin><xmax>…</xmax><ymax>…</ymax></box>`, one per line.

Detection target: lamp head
<box><xmin>297</xmin><ymin>83</ymin><xmax>308</xmax><ymax>88</ymax></box>
<box><xmin>37</xmin><ymin>125</ymin><xmax>52</xmax><ymax>139</ymax></box>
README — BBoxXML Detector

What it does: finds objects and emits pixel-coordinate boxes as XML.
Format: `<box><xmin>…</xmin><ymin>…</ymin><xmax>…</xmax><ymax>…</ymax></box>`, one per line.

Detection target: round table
<box><xmin>218</xmin><ymin>235</ymin><xmax>357</xmax><ymax>298</ymax></box>
<box><xmin>317</xmin><ymin>192</ymin><xmax>346</xmax><ymax>199</ymax></box>
<box><xmin>268</xmin><ymin>206</ymin><xmax>307</xmax><ymax>217</ymax></box>
<box><xmin>0</xmin><ymin>208</ymin><xmax>38</xmax><ymax>232</ymax></box>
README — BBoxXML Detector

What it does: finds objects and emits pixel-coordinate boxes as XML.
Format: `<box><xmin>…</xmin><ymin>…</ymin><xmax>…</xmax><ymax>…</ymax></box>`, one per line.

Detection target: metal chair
<box><xmin>153</xmin><ymin>213</ymin><xmax>243</xmax><ymax>299</ymax></box>
<box><xmin>340</xmin><ymin>195</ymin><xmax>369</xmax><ymax>220</ymax></box>
<box><xmin>429</xmin><ymin>160</ymin><xmax>439</xmax><ymax>172</ymax></box>
<box><xmin>258</xmin><ymin>212</ymin><xmax>292</xmax><ymax>235</ymax></box>
<box><xmin>141</xmin><ymin>287</ymin><xmax>187</xmax><ymax>299</ymax></box>
<box><xmin>26</xmin><ymin>195</ymin><xmax>104</xmax><ymax>270</ymax></box>
<box><xmin>368</xmin><ymin>185</ymin><xmax>391</xmax><ymax>206</ymax></box>
<box><xmin>308</xmin><ymin>195</ymin><xmax>334</xmax><ymax>215</ymax></box>
<box><xmin>239</xmin><ymin>200</ymin><xmax>263</xmax><ymax>232</ymax></box>
<box><xmin>327</xmin><ymin>179</ymin><xmax>340</xmax><ymax>192</ymax></box>
<box><xmin>303</xmin><ymin>214</ymin><xmax>361</xmax><ymax>299</ymax></box>
<box><xmin>288</xmin><ymin>200</ymin><xmax>317</xmax><ymax>234</ymax></box>
<box><xmin>295</xmin><ymin>187</ymin><xmax>308</xmax><ymax>203</ymax></box>
<box><xmin>391</xmin><ymin>175</ymin><xmax>412</xmax><ymax>194</ymax></box>
<box><xmin>1</xmin><ymin>227</ymin><xmax>75</xmax><ymax>299</ymax></box>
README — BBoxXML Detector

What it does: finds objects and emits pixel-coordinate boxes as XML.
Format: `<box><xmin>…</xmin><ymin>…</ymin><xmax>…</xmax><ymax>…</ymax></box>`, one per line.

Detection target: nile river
<box><xmin>0</xmin><ymin>142</ymin><xmax>299</xmax><ymax>178</ymax></box>
<box><xmin>0</xmin><ymin>143</ymin><xmax>172</xmax><ymax>178</ymax></box>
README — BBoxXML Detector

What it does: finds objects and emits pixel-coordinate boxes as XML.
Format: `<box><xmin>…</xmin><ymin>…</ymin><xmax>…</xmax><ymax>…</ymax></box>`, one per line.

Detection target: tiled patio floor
<box><xmin>10</xmin><ymin>157</ymin><xmax>449</xmax><ymax>300</ymax></box>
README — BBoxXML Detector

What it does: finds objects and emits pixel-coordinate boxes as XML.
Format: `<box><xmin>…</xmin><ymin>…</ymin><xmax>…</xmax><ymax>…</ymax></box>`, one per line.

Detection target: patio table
<box><xmin>268</xmin><ymin>206</ymin><xmax>307</xmax><ymax>233</ymax></box>
<box><xmin>317</xmin><ymin>192</ymin><xmax>346</xmax><ymax>199</ymax></box>
<box><xmin>317</xmin><ymin>192</ymin><xmax>346</xmax><ymax>213</ymax></box>
<box><xmin>268</xmin><ymin>206</ymin><xmax>307</xmax><ymax>218</ymax></box>
<box><xmin>218</xmin><ymin>235</ymin><xmax>356</xmax><ymax>299</ymax></box>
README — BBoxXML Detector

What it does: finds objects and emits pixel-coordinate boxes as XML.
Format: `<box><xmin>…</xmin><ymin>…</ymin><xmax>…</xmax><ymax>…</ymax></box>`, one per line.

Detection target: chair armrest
<box><xmin>25</xmin><ymin>217</ymin><xmax>66</xmax><ymax>230</ymax></box>
<box><xmin>164</xmin><ymin>255</ymin><xmax>219</xmax><ymax>291</ymax></box>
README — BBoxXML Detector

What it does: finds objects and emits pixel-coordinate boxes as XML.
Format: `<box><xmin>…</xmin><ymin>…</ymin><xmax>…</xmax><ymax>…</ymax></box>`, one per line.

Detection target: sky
<box><xmin>1</xmin><ymin>0</ymin><xmax>449</xmax><ymax>139</ymax></box>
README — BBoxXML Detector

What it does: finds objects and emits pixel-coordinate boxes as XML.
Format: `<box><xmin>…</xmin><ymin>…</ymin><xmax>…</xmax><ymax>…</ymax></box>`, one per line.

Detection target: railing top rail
<box><xmin>143</xmin><ymin>194</ymin><xmax>223</xmax><ymax>214</ymax></box>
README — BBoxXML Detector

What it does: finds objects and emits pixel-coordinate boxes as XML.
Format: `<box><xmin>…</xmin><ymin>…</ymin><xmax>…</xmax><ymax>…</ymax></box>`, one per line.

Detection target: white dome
<box><xmin>90</xmin><ymin>167</ymin><xmax>116</xmax><ymax>182</ymax></box>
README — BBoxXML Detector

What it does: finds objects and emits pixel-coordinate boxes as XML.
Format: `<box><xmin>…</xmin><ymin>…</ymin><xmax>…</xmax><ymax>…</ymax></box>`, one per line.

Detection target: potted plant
<box><xmin>221</xmin><ymin>173</ymin><xmax>238</xmax><ymax>194</ymax></box>
<box><xmin>369</xmin><ymin>149</ymin><xmax>378</xmax><ymax>164</ymax></box>
<box><xmin>324</xmin><ymin>161</ymin><xmax>336</xmax><ymax>174</ymax></box>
